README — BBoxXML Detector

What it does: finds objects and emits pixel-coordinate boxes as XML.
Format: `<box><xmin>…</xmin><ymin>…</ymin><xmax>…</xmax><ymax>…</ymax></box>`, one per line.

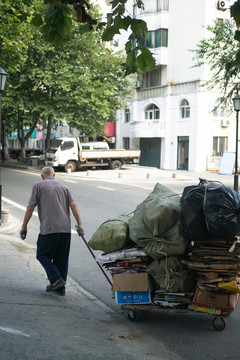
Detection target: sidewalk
<box><xmin>2</xmin><ymin>159</ymin><xmax>233</xmax><ymax>184</ymax></box>
<box><xmin>0</xmin><ymin>217</ymin><xmax>180</xmax><ymax>360</ymax></box>
<box><xmin>0</xmin><ymin>161</ymin><xmax>235</xmax><ymax>359</ymax></box>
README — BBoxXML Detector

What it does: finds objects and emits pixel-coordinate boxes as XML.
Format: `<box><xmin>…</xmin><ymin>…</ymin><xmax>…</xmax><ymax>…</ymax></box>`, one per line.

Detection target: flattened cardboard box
<box><xmin>192</xmin><ymin>288</ymin><xmax>239</xmax><ymax>311</ymax></box>
<box><xmin>113</xmin><ymin>273</ymin><xmax>151</xmax><ymax>305</ymax></box>
<box><xmin>113</xmin><ymin>273</ymin><xmax>149</xmax><ymax>292</ymax></box>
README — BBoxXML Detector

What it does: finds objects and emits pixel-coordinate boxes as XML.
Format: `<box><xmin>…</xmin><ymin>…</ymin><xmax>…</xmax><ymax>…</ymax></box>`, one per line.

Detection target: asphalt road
<box><xmin>2</xmin><ymin>166</ymin><xmax>240</xmax><ymax>360</ymax></box>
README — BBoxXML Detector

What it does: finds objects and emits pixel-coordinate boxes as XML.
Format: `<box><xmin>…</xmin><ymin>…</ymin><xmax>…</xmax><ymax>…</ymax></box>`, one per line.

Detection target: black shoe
<box><xmin>46</xmin><ymin>278</ymin><xmax>66</xmax><ymax>292</ymax></box>
<box><xmin>55</xmin><ymin>286</ymin><xmax>66</xmax><ymax>296</ymax></box>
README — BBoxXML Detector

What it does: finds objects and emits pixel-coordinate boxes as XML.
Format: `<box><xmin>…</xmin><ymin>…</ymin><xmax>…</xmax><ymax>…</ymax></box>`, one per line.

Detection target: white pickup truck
<box><xmin>46</xmin><ymin>137</ymin><xmax>141</xmax><ymax>172</ymax></box>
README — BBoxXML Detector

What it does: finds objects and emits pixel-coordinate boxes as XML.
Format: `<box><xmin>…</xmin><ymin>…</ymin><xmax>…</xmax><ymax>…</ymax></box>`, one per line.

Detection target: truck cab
<box><xmin>46</xmin><ymin>137</ymin><xmax>79</xmax><ymax>169</ymax></box>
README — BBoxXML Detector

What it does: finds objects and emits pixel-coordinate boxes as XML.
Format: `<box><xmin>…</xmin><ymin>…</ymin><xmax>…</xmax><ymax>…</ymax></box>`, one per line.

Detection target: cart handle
<box><xmin>81</xmin><ymin>235</ymin><xmax>113</xmax><ymax>287</ymax></box>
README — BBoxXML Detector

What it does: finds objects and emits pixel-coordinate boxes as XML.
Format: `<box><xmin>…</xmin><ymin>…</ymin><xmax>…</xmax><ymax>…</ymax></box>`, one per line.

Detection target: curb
<box><xmin>0</xmin><ymin>214</ymin><xmax>20</xmax><ymax>234</ymax></box>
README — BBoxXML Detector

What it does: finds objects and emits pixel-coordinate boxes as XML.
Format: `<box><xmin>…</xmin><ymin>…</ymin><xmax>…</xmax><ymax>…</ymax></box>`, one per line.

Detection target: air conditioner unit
<box><xmin>221</xmin><ymin>119</ymin><xmax>230</xmax><ymax>127</ymax></box>
<box><xmin>217</xmin><ymin>0</ymin><xmax>229</xmax><ymax>11</ymax></box>
<box><xmin>136</xmin><ymin>80</ymin><xmax>141</xmax><ymax>88</ymax></box>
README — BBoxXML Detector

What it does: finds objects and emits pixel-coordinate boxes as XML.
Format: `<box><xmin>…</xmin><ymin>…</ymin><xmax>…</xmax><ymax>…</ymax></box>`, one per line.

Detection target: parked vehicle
<box><xmin>8</xmin><ymin>148</ymin><xmax>44</xmax><ymax>159</ymax></box>
<box><xmin>46</xmin><ymin>137</ymin><xmax>141</xmax><ymax>172</ymax></box>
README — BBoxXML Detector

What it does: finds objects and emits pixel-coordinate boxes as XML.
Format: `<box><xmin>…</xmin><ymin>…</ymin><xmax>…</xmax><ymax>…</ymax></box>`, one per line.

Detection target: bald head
<box><xmin>41</xmin><ymin>166</ymin><xmax>55</xmax><ymax>179</ymax></box>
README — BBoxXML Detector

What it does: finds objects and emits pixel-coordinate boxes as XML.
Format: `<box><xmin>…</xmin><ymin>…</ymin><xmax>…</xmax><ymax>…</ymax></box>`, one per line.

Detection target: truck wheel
<box><xmin>110</xmin><ymin>160</ymin><xmax>122</xmax><ymax>170</ymax></box>
<box><xmin>64</xmin><ymin>161</ymin><xmax>76</xmax><ymax>172</ymax></box>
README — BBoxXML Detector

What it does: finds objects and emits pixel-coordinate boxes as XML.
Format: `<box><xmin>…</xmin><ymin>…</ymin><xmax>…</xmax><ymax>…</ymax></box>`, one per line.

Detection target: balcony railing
<box><xmin>136</xmin><ymin>80</ymin><xmax>202</xmax><ymax>100</ymax></box>
<box><xmin>130</xmin><ymin>119</ymin><xmax>166</xmax><ymax>138</ymax></box>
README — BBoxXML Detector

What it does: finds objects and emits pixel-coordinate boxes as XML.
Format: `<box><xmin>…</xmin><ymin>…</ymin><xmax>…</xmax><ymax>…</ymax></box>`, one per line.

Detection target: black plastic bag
<box><xmin>203</xmin><ymin>182</ymin><xmax>240</xmax><ymax>238</ymax></box>
<box><xmin>181</xmin><ymin>181</ymin><xmax>211</xmax><ymax>241</ymax></box>
<box><xmin>181</xmin><ymin>179</ymin><xmax>240</xmax><ymax>240</ymax></box>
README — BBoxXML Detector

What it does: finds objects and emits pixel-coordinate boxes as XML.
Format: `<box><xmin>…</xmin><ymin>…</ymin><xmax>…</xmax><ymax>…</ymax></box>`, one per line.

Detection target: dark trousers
<box><xmin>36</xmin><ymin>233</ymin><xmax>71</xmax><ymax>283</ymax></box>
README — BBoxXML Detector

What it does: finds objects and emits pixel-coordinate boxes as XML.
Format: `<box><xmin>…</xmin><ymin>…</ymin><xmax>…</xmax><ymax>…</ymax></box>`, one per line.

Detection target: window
<box><xmin>133</xmin><ymin>0</ymin><xmax>169</xmax><ymax>15</ymax></box>
<box><xmin>213</xmin><ymin>137</ymin><xmax>228</xmax><ymax>156</ymax></box>
<box><xmin>143</xmin><ymin>68</ymin><xmax>161</xmax><ymax>88</ymax></box>
<box><xmin>123</xmin><ymin>137</ymin><xmax>130</xmax><ymax>149</ymax></box>
<box><xmin>145</xmin><ymin>104</ymin><xmax>160</xmax><ymax>120</ymax></box>
<box><xmin>213</xmin><ymin>105</ymin><xmax>226</xmax><ymax>118</ymax></box>
<box><xmin>61</xmin><ymin>141</ymin><xmax>74</xmax><ymax>150</ymax></box>
<box><xmin>155</xmin><ymin>29</ymin><xmax>168</xmax><ymax>47</ymax></box>
<box><xmin>142</xmin><ymin>29</ymin><xmax>168</xmax><ymax>48</ymax></box>
<box><xmin>157</xmin><ymin>0</ymin><xmax>169</xmax><ymax>11</ymax></box>
<box><xmin>180</xmin><ymin>99</ymin><xmax>190</xmax><ymax>118</ymax></box>
<box><xmin>146</xmin><ymin>31</ymin><xmax>155</xmax><ymax>48</ymax></box>
<box><xmin>125</xmin><ymin>107</ymin><xmax>131</xmax><ymax>123</ymax></box>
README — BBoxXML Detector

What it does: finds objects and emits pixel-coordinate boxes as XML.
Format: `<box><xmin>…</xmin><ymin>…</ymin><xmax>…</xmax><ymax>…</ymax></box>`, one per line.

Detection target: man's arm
<box><xmin>20</xmin><ymin>205</ymin><xmax>35</xmax><ymax>240</ymax></box>
<box><xmin>22</xmin><ymin>205</ymin><xmax>35</xmax><ymax>229</ymax></box>
<box><xmin>69</xmin><ymin>201</ymin><xmax>82</xmax><ymax>225</ymax></box>
<box><xmin>69</xmin><ymin>201</ymin><xmax>84</xmax><ymax>236</ymax></box>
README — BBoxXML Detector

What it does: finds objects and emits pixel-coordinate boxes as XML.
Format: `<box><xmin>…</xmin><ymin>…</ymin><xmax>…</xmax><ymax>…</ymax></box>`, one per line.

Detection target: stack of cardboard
<box><xmin>97</xmin><ymin>248</ymin><xmax>153</xmax><ymax>305</ymax></box>
<box><xmin>182</xmin><ymin>237</ymin><xmax>240</xmax><ymax>312</ymax></box>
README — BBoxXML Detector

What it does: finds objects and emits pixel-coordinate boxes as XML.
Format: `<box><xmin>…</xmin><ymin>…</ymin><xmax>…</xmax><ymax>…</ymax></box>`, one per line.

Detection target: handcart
<box><xmin>121</xmin><ymin>303</ymin><xmax>231</xmax><ymax>331</ymax></box>
<box><xmin>80</xmin><ymin>234</ymin><xmax>237</xmax><ymax>332</ymax></box>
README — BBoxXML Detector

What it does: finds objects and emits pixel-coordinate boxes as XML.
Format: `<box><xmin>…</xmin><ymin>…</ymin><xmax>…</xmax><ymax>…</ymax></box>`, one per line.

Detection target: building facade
<box><xmin>116</xmin><ymin>0</ymin><xmax>236</xmax><ymax>171</ymax></box>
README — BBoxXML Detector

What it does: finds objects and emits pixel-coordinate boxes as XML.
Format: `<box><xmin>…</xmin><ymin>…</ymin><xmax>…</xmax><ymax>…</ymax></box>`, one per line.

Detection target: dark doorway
<box><xmin>139</xmin><ymin>138</ymin><xmax>161</xmax><ymax>168</ymax></box>
<box><xmin>177</xmin><ymin>136</ymin><xmax>189</xmax><ymax>170</ymax></box>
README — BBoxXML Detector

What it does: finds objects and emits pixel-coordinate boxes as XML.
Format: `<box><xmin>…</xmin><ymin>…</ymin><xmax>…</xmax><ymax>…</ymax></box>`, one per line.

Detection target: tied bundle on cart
<box><xmin>181</xmin><ymin>179</ymin><xmax>240</xmax><ymax>322</ymax></box>
<box><xmin>87</xmin><ymin>180</ymin><xmax>240</xmax><ymax>330</ymax></box>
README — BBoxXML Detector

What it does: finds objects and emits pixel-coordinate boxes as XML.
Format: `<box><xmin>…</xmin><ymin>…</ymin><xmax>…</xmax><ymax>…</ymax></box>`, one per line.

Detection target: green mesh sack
<box><xmin>129</xmin><ymin>183</ymin><xmax>190</xmax><ymax>259</ymax></box>
<box><xmin>88</xmin><ymin>214</ymin><xmax>131</xmax><ymax>253</ymax></box>
<box><xmin>146</xmin><ymin>256</ymin><xmax>195</xmax><ymax>293</ymax></box>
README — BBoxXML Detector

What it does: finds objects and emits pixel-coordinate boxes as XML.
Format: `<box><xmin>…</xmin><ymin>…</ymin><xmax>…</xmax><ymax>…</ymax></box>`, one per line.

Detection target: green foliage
<box><xmin>192</xmin><ymin>19</ymin><xmax>240</xmax><ymax>110</ymax></box>
<box><xmin>2</xmin><ymin>2</ymin><xmax>134</xmax><ymax>148</ymax></box>
<box><xmin>1</xmin><ymin>1</ymin><xmax>156</xmax><ymax>76</ymax></box>
<box><xmin>100</xmin><ymin>1</ymin><xmax>155</xmax><ymax>75</ymax></box>
<box><xmin>29</xmin><ymin>0</ymin><xmax>156</xmax><ymax>75</ymax></box>
<box><xmin>0</xmin><ymin>0</ymin><xmax>34</xmax><ymax>72</ymax></box>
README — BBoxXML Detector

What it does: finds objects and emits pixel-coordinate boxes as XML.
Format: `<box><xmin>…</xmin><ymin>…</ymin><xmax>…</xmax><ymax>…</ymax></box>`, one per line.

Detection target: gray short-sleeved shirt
<box><xmin>28</xmin><ymin>176</ymin><xmax>74</xmax><ymax>235</ymax></box>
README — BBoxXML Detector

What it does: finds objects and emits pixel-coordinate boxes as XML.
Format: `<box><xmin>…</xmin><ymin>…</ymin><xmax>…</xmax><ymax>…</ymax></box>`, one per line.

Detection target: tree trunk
<box><xmin>17</xmin><ymin>110</ymin><xmax>38</xmax><ymax>162</ymax></box>
<box><xmin>3</xmin><ymin>136</ymin><xmax>9</xmax><ymax>161</ymax></box>
<box><xmin>45</xmin><ymin>114</ymin><xmax>53</xmax><ymax>151</ymax></box>
<box><xmin>20</xmin><ymin>140</ymin><xmax>26</xmax><ymax>161</ymax></box>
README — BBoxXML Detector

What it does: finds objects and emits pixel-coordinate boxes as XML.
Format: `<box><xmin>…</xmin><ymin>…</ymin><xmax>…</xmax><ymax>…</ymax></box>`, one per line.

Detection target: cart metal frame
<box><xmin>121</xmin><ymin>303</ymin><xmax>231</xmax><ymax>331</ymax></box>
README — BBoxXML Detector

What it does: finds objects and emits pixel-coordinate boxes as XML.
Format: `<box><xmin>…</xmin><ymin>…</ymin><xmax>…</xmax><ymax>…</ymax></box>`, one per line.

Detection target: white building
<box><xmin>116</xmin><ymin>0</ymin><xmax>236</xmax><ymax>171</ymax></box>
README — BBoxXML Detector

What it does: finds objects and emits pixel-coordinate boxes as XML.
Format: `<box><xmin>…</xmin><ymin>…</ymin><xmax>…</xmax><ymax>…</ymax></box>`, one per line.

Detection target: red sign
<box><xmin>104</xmin><ymin>122</ymin><xmax>115</xmax><ymax>137</ymax></box>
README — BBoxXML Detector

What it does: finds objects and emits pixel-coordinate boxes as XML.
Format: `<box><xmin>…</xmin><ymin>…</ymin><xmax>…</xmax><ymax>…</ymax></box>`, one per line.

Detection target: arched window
<box><xmin>145</xmin><ymin>104</ymin><xmax>160</xmax><ymax>120</ymax></box>
<box><xmin>180</xmin><ymin>99</ymin><xmax>190</xmax><ymax>118</ymax></box>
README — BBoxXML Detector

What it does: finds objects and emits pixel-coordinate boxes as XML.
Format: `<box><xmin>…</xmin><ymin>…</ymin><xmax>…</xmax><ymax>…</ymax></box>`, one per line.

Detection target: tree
<box><xmin>3</xmin><ymin>1</ymin><xmax>134</xmax><ymax>161</ymax></box>
<box><xmin>0</xmin><ymin>0</ymin><xmax>34</xmax><ymax>72</ymax></box>
<box><xmin>192</xmin><ymin>19</ymin><xmax>240</xmax><ymax>110</ymax></box>
<box><xmin>231</xmin><ymin>0</ymin><xmax>240</xmax><ymax>66</ymax></box>
<box><xmin>32</xmin><ymin>0</ymin><xmax>156</xmax><ymax>75</ymax></box>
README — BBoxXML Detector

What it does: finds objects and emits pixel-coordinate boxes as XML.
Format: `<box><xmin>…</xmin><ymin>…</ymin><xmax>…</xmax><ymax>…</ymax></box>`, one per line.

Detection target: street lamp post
<box><xmin>233</xmin><ymin>94</ymin><xmax>240</xmax><ymax>193</ymax></box>
<box><xmin>0</xmin><ymin>67</ymin><xmax>8</xmax><ymax>225</ymax></box>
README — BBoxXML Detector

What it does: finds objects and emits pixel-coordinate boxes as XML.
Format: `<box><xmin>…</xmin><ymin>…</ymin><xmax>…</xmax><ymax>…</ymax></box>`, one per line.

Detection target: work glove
<box><xmin>75</xmin><ymin>225</ymin><xmax>84</xmax><ymax>237</ymax></box>
<box><xmin>20</xmin><ymin>228</ymin><xmax>27</xmax><ymax>240</ymax></box>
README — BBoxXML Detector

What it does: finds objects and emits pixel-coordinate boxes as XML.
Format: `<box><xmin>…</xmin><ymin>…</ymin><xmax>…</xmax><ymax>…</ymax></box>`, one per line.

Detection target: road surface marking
<box><xmin>2</xmin><ymin>197</ymin><xmax>38</xmax><ymax>217</ymax></box>
<box><xmin>97</xmin><ymin>186</ymin><xmax>115</xmax><ymax>191</ymax></box>
<box><xmin>6</xmin><ymin>169</ymin><xmax>40</xmax><ymax>177</ymax></box>
<box><xmin>0</xmin><ymin>326</ymin><xmax>30</xmax><ymax>337</ymax></box>
<box><xmin>64</xmin><ymin>180</ymin><xmax>77</xmax><ymax>183</ymax></box>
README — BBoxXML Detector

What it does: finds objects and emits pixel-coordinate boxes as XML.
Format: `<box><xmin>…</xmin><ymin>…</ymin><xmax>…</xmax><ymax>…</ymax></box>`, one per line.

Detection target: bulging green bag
<box><xmin>88</xmin><ymin>214</ymin><xmax>131</xmax><ymax>253</ymax></box>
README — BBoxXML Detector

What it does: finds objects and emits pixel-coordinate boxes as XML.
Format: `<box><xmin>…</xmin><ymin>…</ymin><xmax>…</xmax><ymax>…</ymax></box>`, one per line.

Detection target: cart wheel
<box><xmin>127</xmin><ymin>310</ymin><xmax>139</xmax><ymax>322</ymax></box>
<box><xmin>212</xmin><ymin>316</ymin><xmax>226</xmax><ymax>331</ymax></box>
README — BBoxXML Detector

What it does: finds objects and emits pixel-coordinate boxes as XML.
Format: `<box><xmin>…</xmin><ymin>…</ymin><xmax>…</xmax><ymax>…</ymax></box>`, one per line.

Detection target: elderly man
<box><xmin>20</xmin><ymin>166</ymin><xmax>84</xmax><ymax>296</ymax></box>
